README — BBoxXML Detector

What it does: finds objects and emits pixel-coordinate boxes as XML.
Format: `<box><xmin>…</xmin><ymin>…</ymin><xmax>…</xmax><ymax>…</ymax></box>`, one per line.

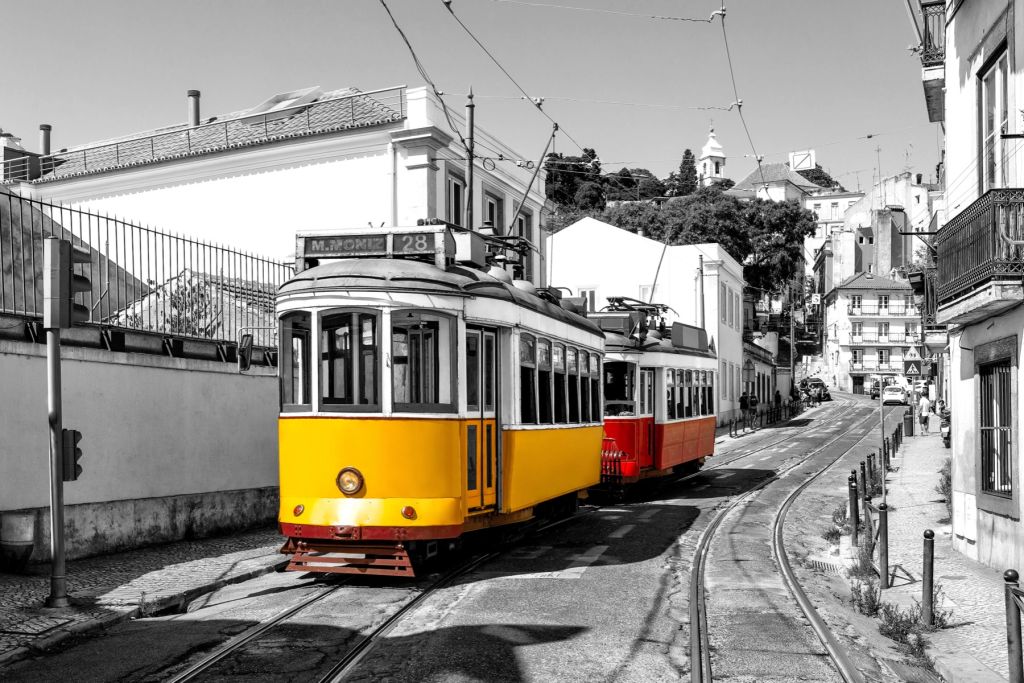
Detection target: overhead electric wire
<box><xmin>717</xmin><ymin>5</ymin><xmax>767</xmax><ymax>190</ymax></box>
<box><xmin>469</xmin><ymin>93</ymin><xmax>737</xmax><ymax>112</ymax></box>
<box><xmin>378</xmin><ymin>0</ymin><xmax>468</xmax><ymax>148</ymax></box>
<box><xmin>485</xmin><ymin>0</ymin><xmax>719</xmax><ymax>23</ymax></box>
<box><xmin>440</xmin><ymin>0</ymin><xmax>587</xmax><ymax>153</ymax></box>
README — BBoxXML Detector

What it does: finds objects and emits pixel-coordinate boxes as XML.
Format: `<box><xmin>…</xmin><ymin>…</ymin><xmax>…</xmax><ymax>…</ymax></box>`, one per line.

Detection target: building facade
<box><xmin>547</xmin><ymin>217</ymin><xmax>748</xmax><ymax>422</ymax></box>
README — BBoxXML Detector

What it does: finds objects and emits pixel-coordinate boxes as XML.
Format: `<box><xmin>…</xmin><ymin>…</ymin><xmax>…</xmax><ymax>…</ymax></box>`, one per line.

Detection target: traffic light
<box><xmin>61</xmin><ymin>428</ymin><xmax>83</xmax><ymax>481</ymax></box>
<box><xmin>44</xmin><ymin>237</ymin><xmax>91</xmax><ymax>329</ymax></box>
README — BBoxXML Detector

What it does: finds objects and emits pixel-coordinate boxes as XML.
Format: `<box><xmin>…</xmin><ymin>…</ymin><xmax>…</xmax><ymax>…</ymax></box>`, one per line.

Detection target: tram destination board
<box><xmin>303</xmin><ymin>232</ymin><xmax>436</xmax><ymax>258</ymax></box>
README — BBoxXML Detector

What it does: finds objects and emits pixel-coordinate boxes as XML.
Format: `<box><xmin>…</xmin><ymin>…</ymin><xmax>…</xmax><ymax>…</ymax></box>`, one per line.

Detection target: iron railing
<box><xmin>847</xmin><ymin>304</ymin><xmax>914</xmax><ymax>316</ymax></box>
<box><xmin>2</xmin><ymin>87</ymin><xmax>406</xmax><ymax>183</ymax></box>
<box><xmin>936</xmin><ymin>188</ymin><xmax>1024</xmax><ymax>304</ymax></box>
<box><xmin>920</xmin><ymin>1</ymin><xmax>945</xmax><ymax>67</ymax></box>
<box><xmin>0</xmin><ymin>193</ymin><xmax>292</xmax><ymax>346</ymax></box>
<box><xmin>849</xmin><ymin>332</ymin><xmax>911</xmax><ymax>344</ymax></box>
<box><xmin>849</xmin><ymin>361</ymin><xmax>901</xmax><ymax>372</ymax></box>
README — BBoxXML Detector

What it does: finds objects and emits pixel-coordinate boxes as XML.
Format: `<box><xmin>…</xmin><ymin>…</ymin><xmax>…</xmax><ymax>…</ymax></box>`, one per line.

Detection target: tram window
<box><xmin>321</xmin><ymin>312</ymin><xmax>379</xmax><ymax>409</ymax></box>
<box><xmin>483</xmin><ymin>332</ymin><xmax>496</xmax><ymax>411</ymax></box>
<box><xmin>706</xmin><ymin>373</ymin><xmax>715</xmax><ymax>416</ymax></box>
<box><xmin>553</xmin><ymin>344</ymin><xmax>567</xmax><ymax>424</ymax></box>
<box><xmin>639</xmin><ymin>368</ymin><xmax>654</xmax><ymax>415</ymax></box>
<box><xmin>280</xmin><ymin>312</ymin><xmax>311</xmax><ymax>409</ymax></box>
<box><xmin>603</xmin><ymin>361</ymin><xmax>636</xmax><ymax>417</ymax></box>
<box><xmin>392</xmin><ymin>311</ymin><xmax>454</xmax><ymax>412</ymax></box>
<box><xmin>590</xmin><ymin>355</ymin><xmax>601</xmax><ymax>423</ymax></box>
<box><xmin>567</xmin><ymin>348</ymin><xmax>580</xmax><ymax>423</ymax></box>
<box><xmin>580</xmin><ymin>351</ymin><xmax>591</xmax><ymax>421</ymax></box>
<box><xmin>520</xmin><ymin>333</ymin><xmax>537</xmax><ymax>424</ymax></box>
<box><xmin>679</xmin><ymin>370</ymin><xmax>690</xmax><ymax>418</ymax></box>
<box><xmin>538</xmin><ymin>339</ymin><xmax>553</xmax><ymax>424</ymax></box>
<box><xmin>666</xmin><ymin>370</ymin><xmax>677</xmax><ymax>420</ymax></box>
<box><xmin>467</xmin><ymin>332</ymin><xmax>480</xmax><ymax>411</ymax></box>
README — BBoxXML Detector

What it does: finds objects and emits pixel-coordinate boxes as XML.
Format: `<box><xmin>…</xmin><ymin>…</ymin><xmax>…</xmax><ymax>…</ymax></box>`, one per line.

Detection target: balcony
<box><xmin>848</xmin><ymin>332</ymin><xmax>912</xmax><ymax>346</ymax></box>
<box><xmin>847</xmin><ymin>305</ymin><xmax>915</xmax><ymax>317</ymax></box>
<box><xmin>849</xmin><ymin>361</ymin><xmax>901</xmax><ymax>374</ymax></box>
<box><xmin>919</xmin><ymin>1</ymin><xmax>945</xmax><ymax>123</ymax></box>
<box><xmin>936</xmin><ymin>189</ymin><xmax>1024</xmax><ymax>325</ymax></box>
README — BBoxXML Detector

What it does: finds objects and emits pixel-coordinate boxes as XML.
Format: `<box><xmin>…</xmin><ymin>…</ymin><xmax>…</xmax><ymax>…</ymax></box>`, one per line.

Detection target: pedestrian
<box><xmin>918</xmin><ymin>392</ymin><xmax>932</xmax><ymax>434</ymax></box>
<box><xmin>774</xmin><ymin>389</ymin><xmax>782</xmax><ymax>408</ymax></box>
<box><xmin>748</xmin><ymin>393</ymin><xmax>759</xmax><ymax>425</ymax></box>
<box><xmin>739</xmin><ymin>391</ymin><xmax>749</xmax><ymax>425</ymax></box>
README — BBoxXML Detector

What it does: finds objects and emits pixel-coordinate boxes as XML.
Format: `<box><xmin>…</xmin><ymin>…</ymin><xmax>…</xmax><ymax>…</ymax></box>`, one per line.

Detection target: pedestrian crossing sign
<box><xmin>905</xmin><ymin>361</ymin><xmax>922</xmax><ymax>376</ymax></box>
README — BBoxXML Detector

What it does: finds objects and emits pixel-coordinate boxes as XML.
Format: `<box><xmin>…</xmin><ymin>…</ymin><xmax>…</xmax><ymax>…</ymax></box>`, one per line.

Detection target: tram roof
<box><xmin>279</xmin><ymin>258</ymin><xmax>603</xmax><ymax>336</ymax></box>
<box><xmin>603</xmin><ymin>332</ymin><xmax>716</xmax><ymax>359</ymax></box>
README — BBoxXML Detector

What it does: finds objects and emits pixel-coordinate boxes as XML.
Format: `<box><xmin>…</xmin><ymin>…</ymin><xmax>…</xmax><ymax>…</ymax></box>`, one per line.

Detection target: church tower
<box><xmin>699</xmin><ymin>126</ymin><xmax>726</xmax><ymax>187</ymax></box>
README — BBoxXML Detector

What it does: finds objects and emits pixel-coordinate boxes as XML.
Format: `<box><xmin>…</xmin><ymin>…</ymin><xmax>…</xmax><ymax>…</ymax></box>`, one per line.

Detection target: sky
<box><xmin>0</xmin><ymin>0</ymin><xmax>938</xmax><ymax>191</ymax></box>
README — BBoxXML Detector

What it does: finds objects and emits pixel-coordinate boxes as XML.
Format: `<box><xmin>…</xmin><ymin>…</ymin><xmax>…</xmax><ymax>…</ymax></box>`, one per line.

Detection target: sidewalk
<box><xmin>0</xmin><ymin>526</ymin><xmax>284</xmax><ymax>668</ymax></box>
<box><xmin>883</xmin><ymin>428</ymin><xmax>1008</xmax><ymax>682</ymax></box>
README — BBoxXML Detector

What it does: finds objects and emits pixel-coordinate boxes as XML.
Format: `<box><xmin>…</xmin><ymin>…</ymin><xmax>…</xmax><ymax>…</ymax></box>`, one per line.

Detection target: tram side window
<box><xmin>567</xmin><ymin>348</ymin><xmax>580</xmax><ymax>422</ymax></box>
<box><xmin>321</xmin><ymin>311</ymin><xmax>379</xmax><ymax>410</ymax></box>
<box><xmin>280</xmin><ymin>312</ymin><xmax>311</xmax><ymax>409</ymax></box>
<box><xmin>553</xmin><ymin>344</ymin><xmax>567</xmax><ymax>423</ymax></box>
<box><xmin>705</xmin><ymin>373</ymin><xmax>714</xmax><ymax>416</ymax></box>
<box><xmin>580</xmin><ymin>351</ymin><xmax>591</xmax><ymax>422</ymax></box>
<box><xmin>538</xmin><ymin>339</ymin><xmax>553</xmax><ymax>424</ymax></box>
<box><xmin>590</xmin><ymin>354</ymin><xmax>601</xmax><ymax>423</ymax></box>
<box><xmin>679</xmin><ymin>370</ymin><xmax>690</xmax><ymax>418</ymax></box>
<box><xmin>392</xmin><ymin>311</ymin><xmax>454</xmax><ymax>412</ymax></box>
<box><xmin>520</xmin><ymin>334</ymin><xmax>537</xmax><ymax>424</ymax></box>
<box><xmin>604</xmin><ymin>361</ymin><xmax>636</xmax><ymax>417</ymax></box>
<box><xmin>666</xmin><ymin>370</ymin><xmax>677</xmax><ymax>420</ymax></box>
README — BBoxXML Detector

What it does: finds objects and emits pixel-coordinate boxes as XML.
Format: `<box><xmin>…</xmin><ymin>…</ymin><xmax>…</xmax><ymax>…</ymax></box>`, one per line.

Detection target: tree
<box><xmin>657</xmin><ymin>187</ymin><xmax>752</xmax><ymax>263</ymax></box>
<box><xmin>597</xmin><ymin>201</ymin><xmax>666</xmax><ymax>235</ymax></box>
<box><xmin>796</xmin><ymin>164</ymin><xmax>842</xmax><ymax>190</ymax></box>
<box><xmin>677</xmin><ymin>149</ymin><xmax>699</xmax><ymax>196</ymax></box>
<box><xmin>741</xmin><ymin>198</ymin><xmax>818</xmax><ymax>292</ymax></box>
<box><xmin>574</xmin><ymin>181</ymin><xmax>606</xmax><ymax>211</ymax></box>
<box><xmin>544</xmin><ymin>148</ymin><xmax>602</xmax><ymax>209</ymax></box>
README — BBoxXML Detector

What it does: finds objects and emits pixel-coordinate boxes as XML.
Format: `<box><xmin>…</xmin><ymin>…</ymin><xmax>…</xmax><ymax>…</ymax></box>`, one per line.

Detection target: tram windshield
<box><xmin>392</xmin><ymin>310</ymin><xmax>454</xmax><ymax>412</ymax></box>
<box><xmin>603</xmin><ymin>361</ymin><xmax>636</xmax><ymax>416</ymax></box>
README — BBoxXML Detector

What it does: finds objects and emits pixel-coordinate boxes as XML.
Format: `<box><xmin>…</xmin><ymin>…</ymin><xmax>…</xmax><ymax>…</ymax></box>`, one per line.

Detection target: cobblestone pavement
<box><xmin>882</xmin><ymin>429</ymin><xmax>1009</xmax><ymax>682</ymax></box>
<box><xmin>0</xmin><ymin>526</ymin><xmax>283</xmax><ymax>667</ymax></box>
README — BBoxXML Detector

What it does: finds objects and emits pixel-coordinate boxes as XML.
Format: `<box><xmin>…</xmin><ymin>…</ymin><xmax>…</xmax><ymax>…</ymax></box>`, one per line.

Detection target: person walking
<box><xmin>918</xmin><ymin>393</ymin><xmax>932</xmax><ymax>434</ymax></box>
<box><xmin>739</xmin><ymin>392</ymin><xmax>749</xmax><ymax>427</ymax></box>
<box><xmin>748</xmin><ymin>393</ymin><xmax>760</xmax><ymax>427</ymax></box>
<box><xmin>774</xmin><ymin>389</ymin><xmax>782</xmax><ymax>408</ymax></box>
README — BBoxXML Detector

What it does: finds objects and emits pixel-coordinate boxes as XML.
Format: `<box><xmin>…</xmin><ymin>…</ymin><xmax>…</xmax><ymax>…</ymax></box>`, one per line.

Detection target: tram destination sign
<box><xmin>303</xmin><ymin>232</ymin><xmax>437</xmax><ymax>258</ymax></box>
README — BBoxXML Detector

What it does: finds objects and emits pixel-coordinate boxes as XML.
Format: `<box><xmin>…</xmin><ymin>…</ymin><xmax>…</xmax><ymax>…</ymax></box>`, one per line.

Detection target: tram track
<box><xmin>688</xmin><ymin>403</ymin><xmax>876</xmax><ymax>683</ymax></box>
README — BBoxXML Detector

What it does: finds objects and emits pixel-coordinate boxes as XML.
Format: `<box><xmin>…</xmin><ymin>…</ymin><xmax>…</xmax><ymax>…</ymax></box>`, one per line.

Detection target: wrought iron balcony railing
<box><xmin>936</xmin><ymin>189</ymin><xmax>1024</xmax><ymax>304</ymax></box>
<box><xmin>920</xmin><ymin>1</ymin><xmax>945</xmax><ymax>68</ymax></box>
<box><xmin>849</xmin><ymin>361</ymin><xmax>900</xmax><ymax>373</ymax></box>
<box><xmin>847</xmin><ymin>304</ymin><xmax>913</xmax><ymax>316</ymax></box>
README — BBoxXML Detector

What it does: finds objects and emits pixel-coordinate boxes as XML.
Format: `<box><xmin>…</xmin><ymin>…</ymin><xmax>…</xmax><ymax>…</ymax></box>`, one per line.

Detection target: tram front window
<box><xmin>603</xmin><ymin>361</ymin><xmax>636</xmax><ymax>416</ymax></box>
<box><xmin>280</xmin><ymin>312</ymin><xmax>311</xmax><ymax>410</ymax></box>
<box><xmin>393</xmin><ymin>311</ymin><xmax>454</xmax><ymax>412</ymax></box>
<box><xmin>321</xmin><ymin>311</ymin><xmax>379</xmax><ymax>409</ymax></box>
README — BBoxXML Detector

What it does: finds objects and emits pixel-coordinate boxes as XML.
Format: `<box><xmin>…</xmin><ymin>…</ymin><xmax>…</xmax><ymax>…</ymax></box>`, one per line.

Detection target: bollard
<box><xmin>879</xmin><ymin>503</ymin><xmax>889</xmax><ymax>589</ymax></box>
<box><xmin>1006</xmin><ymin>569</ymin><xmax>1024</xmax><ymax>683</ymax></box>
<box><xmin>867</xmin><ymin>453</ymin><xmax>876</xmax><ymax>490</ymax></box>
<box><xmin>848</xmin><ymin>473</ymin><xmax>859</xmax><ymax>547</ymax></box>
<box><xmin>863</xmin><ymin>494</ymin><xmax>874</xmax><ymax>551</ymax></box>
<box><xmin>922</xmin><ymin>530</ymin><xmax>934</xmax><ymax>626</ymax></box>
<box><xmin>860</xmin><ymin>461</ymin><xmax>869</xmax><ymax>499</ymax></box>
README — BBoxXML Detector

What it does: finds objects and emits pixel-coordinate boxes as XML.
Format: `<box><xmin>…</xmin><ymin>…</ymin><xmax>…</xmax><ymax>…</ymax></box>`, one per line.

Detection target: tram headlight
<box><xmin>336</xmin><ymin>467</ymin><xmax>364</xmax><ymax>495</ymax></box>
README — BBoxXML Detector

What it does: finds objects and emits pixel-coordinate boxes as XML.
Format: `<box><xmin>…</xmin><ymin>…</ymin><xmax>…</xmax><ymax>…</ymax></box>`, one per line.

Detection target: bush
<box><xmin>936</xmin><ymin>457</ymin><xmax>952</xmax><ymax>522</ymax></box>
<box><xmin>846</xmin><ymin>543</ymin><xmax>876</xmax><ymax>582</ymax></box>
<box><xmin>917</xmin><ymin>583</ymin><xmax>954</xmax><ymax>630</ymax></box>
<box><xmin>851</xmin><ymin>578</ymin><xmax>882</xmax><ymax>616</ymax></box>
<box><xmin>878</xmin><ymin>602</ymin><xmax>928</xmax><ymax>657</ymax></box>
<box><xmin>822</xmin><ymin>526</ymin><xmax>841</xmax><ymax>544</ymax></box>
<box><xmin>831</xmin><ymin>505</ymin><xmax>847</xmax><ymax>527</ymax></box>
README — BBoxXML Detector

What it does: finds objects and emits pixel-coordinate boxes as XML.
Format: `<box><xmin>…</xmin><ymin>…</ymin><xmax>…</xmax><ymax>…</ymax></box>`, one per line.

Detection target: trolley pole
<box><xmin>46</xmin><ymin>326</ymin><xmax>68</xmax><ymax>608</ymax></box>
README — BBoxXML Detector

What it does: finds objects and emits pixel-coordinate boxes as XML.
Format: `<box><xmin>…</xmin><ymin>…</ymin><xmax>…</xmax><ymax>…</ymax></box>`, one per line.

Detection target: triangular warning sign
<box><xmin>905</xmin><ymin>363</ymin><xmax>921</xmax><ymax>376</ymax></box>
<box><xmin>905</xmin><ymin>347</ymin><xmax>922</xmax><ymax>361</ymax></box>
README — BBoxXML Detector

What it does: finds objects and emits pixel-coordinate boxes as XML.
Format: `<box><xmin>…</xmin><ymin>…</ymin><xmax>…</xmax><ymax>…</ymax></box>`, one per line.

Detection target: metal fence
<box><xmin>2</xmin><ymin>86</ymin><xmax>406</xmax><ymax>183</ymax></box>
<box><xmin>1</xmin><ymin>192</ymin><xmax>292</xmax><ymax>347</ymax></box>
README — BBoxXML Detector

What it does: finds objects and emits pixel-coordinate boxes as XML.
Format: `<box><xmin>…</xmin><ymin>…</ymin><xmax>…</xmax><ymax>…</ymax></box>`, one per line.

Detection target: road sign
<box><xmin>905</xmin><ymin>360</ymin><xmax>922</xmax><ymax>376</ymax></box>
<box><xmin>905</xmin><ymin>346</ymin><xmax>922</xmax><ymax>361</ymax></box>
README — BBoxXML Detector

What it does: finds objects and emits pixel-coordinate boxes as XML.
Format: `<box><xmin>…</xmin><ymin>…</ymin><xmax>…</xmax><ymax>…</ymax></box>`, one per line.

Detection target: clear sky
<box><xmin>1</xmin><ymin>0</ymin><xmax>938</xmax><ymax>191</ymax></box>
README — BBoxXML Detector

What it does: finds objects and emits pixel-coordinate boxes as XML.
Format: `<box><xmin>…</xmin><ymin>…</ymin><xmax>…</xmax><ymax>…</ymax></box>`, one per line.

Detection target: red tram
<box><xmin>594</xmin><ymin>300</ymin><xmax>718</xmax><ymax>486</ymax></box>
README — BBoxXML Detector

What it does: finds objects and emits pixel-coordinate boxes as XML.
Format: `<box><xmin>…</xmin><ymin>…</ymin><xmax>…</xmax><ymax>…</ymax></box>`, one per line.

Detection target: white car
<box><xmin>882</xmin><ymin>385</ymin><xmax>908</xmax><ymax>405</ymax></box>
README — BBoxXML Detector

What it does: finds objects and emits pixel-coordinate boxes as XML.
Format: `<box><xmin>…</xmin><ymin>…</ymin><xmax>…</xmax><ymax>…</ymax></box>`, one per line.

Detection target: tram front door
<box><xmin>466</xmin><ymin>328</ymin><xmax>498</xmax><ymax>510</ymax></box>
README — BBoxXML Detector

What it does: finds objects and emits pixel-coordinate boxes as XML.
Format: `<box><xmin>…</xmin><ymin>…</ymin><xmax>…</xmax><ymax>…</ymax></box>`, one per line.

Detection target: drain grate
<box><xmin>808</xmin><ymin>558</ymin><xmax>844</xmax><ymax>574</ymax></box>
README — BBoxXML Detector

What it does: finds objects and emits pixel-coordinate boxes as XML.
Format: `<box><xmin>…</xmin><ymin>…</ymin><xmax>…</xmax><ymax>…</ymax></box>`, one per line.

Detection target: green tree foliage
<box><xmin>655</xmin><ymin>187</ymin><xmax>752</xmax><ymax>264</ymax></box>
<box><xmin>741</xmin><ymin>197</ymin><xmax>818</xmax><ymax>292</ymax></box>
<box><xmin>598</xmin><ymin>201</ymin><xmax>666</xmax><ymax>235</ymax></box>
<box><xmin>544</xmin><ymin>148</ymin><xmax>601</xmax><ymax>207</ymax></box>
<box><xmin>574</xmin><ymin>181</ymin><xmax>606</xmax><ymax>211</ymax></box>
<box><xmin>666</xmin><ymin>149</ymin><xmax>698</xmax><ymax>197</ymax></box>
<box><xmin>796</xmin><ymin>164</ymin><xmax>842</xmax><ymax>190</ymax></box>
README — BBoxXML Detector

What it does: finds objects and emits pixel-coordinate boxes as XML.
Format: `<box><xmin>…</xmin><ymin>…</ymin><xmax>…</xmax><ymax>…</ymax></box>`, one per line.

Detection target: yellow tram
<box><xmin>274</xmin><ymin>224</ymin><xmax>605</xmax><ymax>576</ymax></box>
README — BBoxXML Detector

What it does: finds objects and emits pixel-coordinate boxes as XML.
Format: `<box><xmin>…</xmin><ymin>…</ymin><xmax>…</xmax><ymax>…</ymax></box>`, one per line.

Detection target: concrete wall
<box><xmin>0</xmin><ymin>338</ymin><xmax>278</xmax><ymax>560</ymax></box>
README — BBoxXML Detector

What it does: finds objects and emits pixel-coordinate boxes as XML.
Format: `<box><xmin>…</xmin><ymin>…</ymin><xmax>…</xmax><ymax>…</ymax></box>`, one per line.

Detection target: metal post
<box><xmin>922</xmin><ymin>529</ymin><xmax>934</xmax><ymax>626</ymax></box>
<box><xmin>1006</xmin><ymin>569</ymin><xmax>1024</xmax><ymax>683</ymax></box>
<box><xmin>867</xmin><ymin>453</ymin><xmax>876</xmax><ymax>490</ymax></box>
<box><xmin>879</xmin><ymin>391</ymin><xmax>887</xmax><ymax>507</ymax></box>
<box><xmin>45</xmin><ymin>328</ymin><xmax>68</xmax><ymax>607</ymax></box>
<box><xmin>879</xmin><ymin>503</ymin><xmax>889</xmax><ymax>589</ymax></box>
<box><xmin>848</xmin><ymin>473</ymin><xmax>859</xmax><ymax>547</ymax></box>
<box><xmin>465</xmin><ymin>89</ymin><xmax>475</xmax><ymax>231</ymax></box>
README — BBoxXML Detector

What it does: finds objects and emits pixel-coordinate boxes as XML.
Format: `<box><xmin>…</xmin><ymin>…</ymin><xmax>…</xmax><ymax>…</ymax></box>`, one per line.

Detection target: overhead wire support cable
<box><xmin>486</xmin><ymin>0</ymin><xmax>719</xmax><ymax>23</ymax></box>
<box><xmin>441</xmin><ymin>0</ymin><xmax>587</xmax><ymax>153</ymax></box>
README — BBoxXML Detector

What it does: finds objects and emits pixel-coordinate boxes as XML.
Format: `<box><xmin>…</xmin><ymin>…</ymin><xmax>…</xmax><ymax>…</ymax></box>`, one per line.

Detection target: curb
<box><xmin>0</xmin><ymin>555</ymin><xmax>287</xmax><ymax>669</ymax></box>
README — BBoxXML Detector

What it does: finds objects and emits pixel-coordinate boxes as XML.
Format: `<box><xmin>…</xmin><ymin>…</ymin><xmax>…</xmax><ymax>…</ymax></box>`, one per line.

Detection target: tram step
<box><xmin>282</xmin><ymin>540</ymin><xmax>416</xmax><ymax>577</ymax></box>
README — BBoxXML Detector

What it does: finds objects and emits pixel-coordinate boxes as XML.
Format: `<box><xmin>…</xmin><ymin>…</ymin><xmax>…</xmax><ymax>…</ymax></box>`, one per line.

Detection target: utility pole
<box><xmin>465</xmin><ymin>88</ymin><xmax>475</xmax><ymax>231</ymax></box>
<box><xmin>789</xmin><ymin>283</ymin><xmax>796</xmax><ymax>389</ymax></box>
<box><xmin>697</xmin><ymin>255</ymin><xmax>705</xmax><ymax>328</ymax></box>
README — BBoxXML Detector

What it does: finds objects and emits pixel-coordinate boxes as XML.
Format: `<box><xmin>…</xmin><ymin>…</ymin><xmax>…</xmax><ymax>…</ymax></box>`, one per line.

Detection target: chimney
<box><xmin>39</xmin><ymin>124</ymin><xmax>51</xmax><ymax>155</ymax></box>
<box><xmin>187</xmin><ymin>89</ymin><xmax>201</xmax><ymax>127</ymax></box>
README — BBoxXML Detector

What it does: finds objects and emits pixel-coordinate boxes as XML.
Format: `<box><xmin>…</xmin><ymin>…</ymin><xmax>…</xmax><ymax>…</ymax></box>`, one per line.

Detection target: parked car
<box><xmin>806</xmin><ymin>378</ymin><xmax>831</xmax><ymax>401</ymax></box>
<box><xmin>869</xmin><ymin>384</ymin><xmax>880</xmax><ymax>400</ymax></box>
<box><xmin>882</xmin><ymin>385</ymin><xmax>908</xmax><ymax>405</ymax></box>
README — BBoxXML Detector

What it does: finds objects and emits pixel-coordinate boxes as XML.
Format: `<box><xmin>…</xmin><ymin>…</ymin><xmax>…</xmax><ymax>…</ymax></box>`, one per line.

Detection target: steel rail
<box><xmin>165</xmin><ymin>579</ymin><xmax>348</xmax><ymax>683</ymax></box>
<box><xmin>689</xmin><ymin>403</ymin><xmax>877</xmax><ymax>683</ymax></box>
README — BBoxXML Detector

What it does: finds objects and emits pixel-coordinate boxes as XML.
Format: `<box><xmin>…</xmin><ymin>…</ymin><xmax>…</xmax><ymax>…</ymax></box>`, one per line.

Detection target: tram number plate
<box><xmin>393</xmin><ymin>232</ymin><xmax>436</xmax><ymax>255</ymax></box>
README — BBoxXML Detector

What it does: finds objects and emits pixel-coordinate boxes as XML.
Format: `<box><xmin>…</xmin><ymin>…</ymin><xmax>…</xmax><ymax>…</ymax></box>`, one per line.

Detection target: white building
<box><xmin>3</xmin><ymin>85</ymin><xmax>548</xmax><ymax>281</ymax></box>
<box><xmin>730</xmin><ymin>162</ymin><xmax>823</xmax><ymax>203</ymax></box>
<box><xmin>698</xmin><ymin>126</ymin><xmax>727</xmax><ymax>187</ymax></box>
<box><xmin>803</xmin><ymin>188</ymin><xmax>865</xmax><ymax>265</ymax></box>
<box><xmin>547</xmin><ymin>217</ymin><xmax>747</xmax><ymax>422</ymax></box>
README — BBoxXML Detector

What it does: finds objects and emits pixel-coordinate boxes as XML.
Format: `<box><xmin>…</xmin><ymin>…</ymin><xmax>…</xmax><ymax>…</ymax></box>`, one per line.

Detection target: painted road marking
<box><xmin>638</xmin><ymin>509</ymin><xmax>659</xmax><ymax>521</ymax></box>
<box><xmin>609</xmin><ymin>524</ymin><xmax>635</xmax><ymax>539</ymax></box>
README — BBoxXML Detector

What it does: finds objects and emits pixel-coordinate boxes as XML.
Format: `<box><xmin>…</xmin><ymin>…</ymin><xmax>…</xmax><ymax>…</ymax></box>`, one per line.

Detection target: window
<box><xmin>879</xmin><ymin>322</ymin><xmax>889</xmax><ymax>338</ymax></box>
<box><xmin>852</xmin><ymin>348</ymin><xmax>863</xmax><ymax>363</ymax></box>
<box><xmin>727</xmin><ymin>288</ymin><xmax>734</xmax><ymax>328</ymax></box>
<box><xmin>604</xmin><ymin>361</ymin><xmax>636</xmax><ymax>416</ymax></box>
<box><xmin>580</xmin><ymin>351</ymin><xmax>592</xmax><ymax>421</ymax></box>
<box><xmin>280</xmin><ymin>312</ymin><xmax>311</xmax><ymax>409</ymax></box>
<box><xmin>812</xmin><ymin>202</ymin><xmax>821</xmax><ymax>216</ymax></box>
<box><xmin>579</xmin><ymin>289</ymin><xmax>597</xmax><ymax>312</ymax></box>
<box><xmin>714</xmin><ymin>161</ymin><xmax>721</xmax><ymax>175</ymax></box>
<box><xmin>590</xmin><ymin>354</ymin><xmax>601</xmax><ymax>422</ymax></box>
<box><xmin>720</xmin><ymin>361</ymin><xmax>727</xmax><ymax>401</ymax></box>
<box><xmin>322</xmin><ymin>311</ymin><xmax>380</xmax><ymax>410</ymax></box>
<box><xmin>720</xmin><ymin>284</ymin><xmax>727</xmax><ymax>323</ymax></box>
<box><xmin>553</xmin><ymin>343</ymin><xmax>567</xmax><ymax>423</ymax></box>
<box><xmin>447</xmin><ymin>174</ymin><xmax>466</xmax><ymax>227</ymax></box>
<box><xmin>878</xmin><ymin>348</ymin><xmax>889</xmax><ymax>365</ymax></box>
<box><xmin>484</xmin><ymin>192</ymin><xmax>504</xmax><ymax>230</ymax></box>
<box><xmin>639</xmin><ymin>368</ymin><xmax>654</xmax><ymax>415</ymax></box>
<box><xmin>538</xmin><ymin>339</ymin><xmax>553</xmax><ymax>423</ymax></box>
<box><xmin>878</xmin><ymin>295</ymin><xmax>889</xmax><ymax>312</ymax></box>
<box><xmin>830</xmin><ymin>202</ymin><xmax>839</xmax><ymax>219</ymax></box>
<box><xmin>666</xmin><ymin>369</ymin><xmax>678</xmax><ymax>419</ymax></box>
<box><xmin>392</xmin><ymin>311</ymin><xmax>454</xmax><ymax>411</ymax></box>
<box><xmin>520</xmin><ymin>333</ymin><xmax>537</xmax><ymax>424</ymax></box>
<box><xmin>980</xmin><ymin>51</ymin><xmax>1009</xmax><ymax>192</ymax></box>
<box><xmin>517</xmin><ymin>211</ymin><xmax>533</xmax><ymax>280</ymax></box>
<box><xmin>734</xmin><ymin>291</ymin><xmax>741</xmax><ymax>328</ymax></box>
<box><xmin>852</xmin><ymin>322</ymin><xmax>863</xmax><ymax>336</ymax></box>
<box><xmin>980</xmin><ymin>359</ymin><xmax>1013</xmax><ymax>497</ymax></box>
<box><xmin>567</xmin><ymin>347</ymin><xmax>580</xmax><ymax>422</ymax></box>
<box><xmin>851</xmin><ymin>295</ymin><xmax>862</xmax><ymax>311</ymax></box>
